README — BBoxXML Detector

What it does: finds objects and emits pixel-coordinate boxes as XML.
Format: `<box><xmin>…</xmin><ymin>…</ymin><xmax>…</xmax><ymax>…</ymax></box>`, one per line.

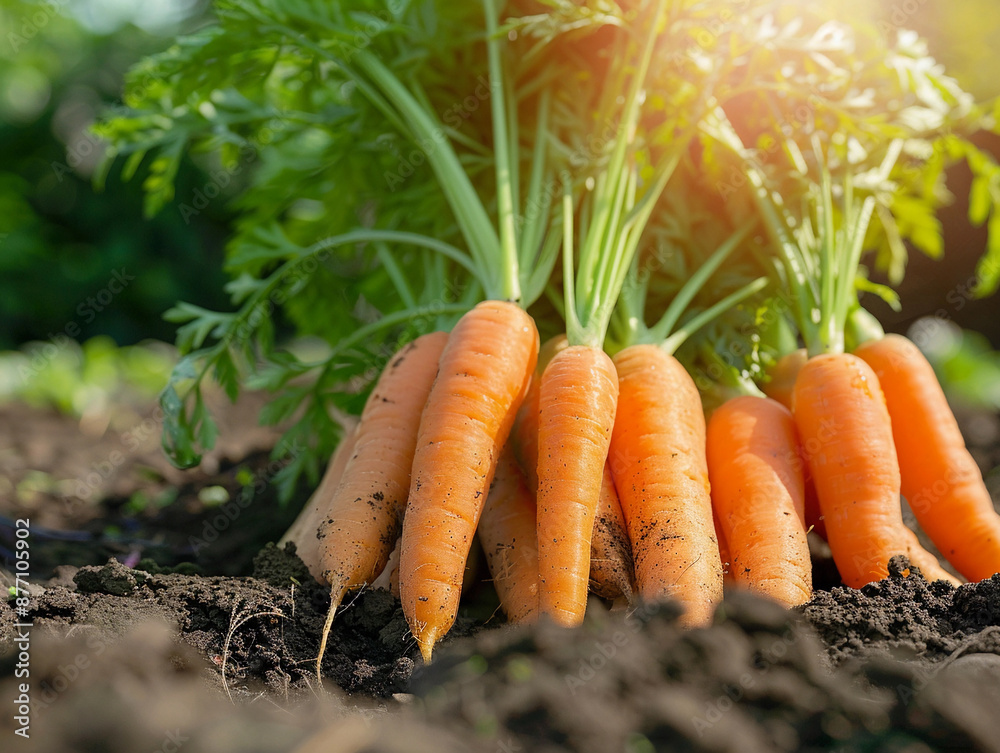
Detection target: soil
<box><xmin>2</xmin><ymin>398</ymin><xmax>1000</xmax><ymax>752</ymax></box>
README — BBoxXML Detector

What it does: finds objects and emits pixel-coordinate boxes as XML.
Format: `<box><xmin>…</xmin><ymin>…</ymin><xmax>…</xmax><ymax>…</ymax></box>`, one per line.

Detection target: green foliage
<box><xmin>95</xmin><ymin>0</ymin><xmax>1000</xmax><ymax>494</ymax></box>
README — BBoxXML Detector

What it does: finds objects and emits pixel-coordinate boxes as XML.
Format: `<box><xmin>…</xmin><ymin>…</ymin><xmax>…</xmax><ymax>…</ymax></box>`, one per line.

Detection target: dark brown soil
<box><xmin>2</xmin><ymin>400</ymin><xmax>1000</xmax><ymax>752</ymax></box>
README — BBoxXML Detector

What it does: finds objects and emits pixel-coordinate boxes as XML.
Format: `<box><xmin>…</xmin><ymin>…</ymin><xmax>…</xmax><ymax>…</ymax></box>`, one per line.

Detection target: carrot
<box><xmin>792</xmin><ymin>353</ymin><xmax>960</xmax><ymax>587</ymax></box>
<box><xmin>855</xmin><ymin>333</ymin><xmax>1000</xmax><ymax>582</ymax></box>
<box><xmin>400</xmin><ymin>301</ymin><xmax>538</xmax><ymax>662</ymax></box>
<box><xmin>802</xmin><ymin>473</ymin><xmax>826</xmax><ymax>540</ymax></box>
<box><xmin>279</xmin><ymin>423</ymin><xmax>358</xmax><ymax>582</ymax></box>
<box><xmin>535</xmin><ymin>345</ymin><xmax>618</xmax><ymax>626</ymax></box>
<box><xmin>713</xmin><ymin>512</ymin><xmax>732</xmax><ymax>583</ymax></box>
<box><xmin>314</xmin><ymin>331</ymin><xmax>448</xmax><ymax>677</ymax></box>
<box><xmin>371</xmin><ymin>537</ymin><xmax>400</xmax><ymax>596</ymax></box>
<box><xmin>512</xmin><ymin>337</ymin><xmax>634</xmax><ymax>604</ymax></box>
<box><xmin>757</xmin><ymin>349</ymin><xmax>828</xmax><ymax>540</ymax></box>
<box><xmin>588</xmin><ymin>464</ymin><xmax>635</xmax><ymax>601</ymax></box>
<box><xmin>762</xmin><ymin>347</ymin><xmax>807</xmax><ymax>411</ymax></box>
<box><xmin>707</xmin><ymin>395</ymin><xmax>812</xmax><ymax>606</ymax></box>
<box><xmin>512</xmin><ymin>334</ymin><xmax>569</xmax><ymax>491</ymax></box>
<box><xmin>478</xmin><ymin>446</ymin><xmax>539</xmax><ymax>623</ymax></box>
<box><xmin>609</xmin><ymin>344</ymin><xmax>723</xmax><ymax>626</ymax></box>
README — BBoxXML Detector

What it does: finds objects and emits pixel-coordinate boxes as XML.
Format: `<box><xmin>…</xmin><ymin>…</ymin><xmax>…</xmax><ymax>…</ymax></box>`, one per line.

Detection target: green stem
<box><xmin>845</xmin><ymin>304</ymin><xmax>885</xmax><ymax>351</ymax></box>
<box><xmin>569</xmin><ymin>0</ymin><xmax>670</xmax><ymax>347</ymax></box>
<box><xmin>520</xmin><ymin>87</ymin><xmax>553</xmax><ymax>275</ymax></box>
<box><xmin>700</xmin><ymin>343</ymin><xmax>766</xmax><ymax>397</ymax></box>
<box><xmin>562</xmin><ymin>178</ymin><xmax>581</xmax><ymax>341</ymax></box>
<box><xmin>353</xmin><ymin>50</ymin><xmax>500</xmax><ymax>292</ymax></box>
<box><xmin>661</xmin><ymin>277</ymin><xmax>769</xmax><ymax>355</ymax></box>
<box><xmin>817</xmin><ymin>157</ymin><xmax>838</xmax><ymax>354</ymax></box>
<box><xmin>650</xmin><ymin>222</ymin><xmax>754</xmax><ymax>341</ymax></box>
<box><xmin>483</xmin><ymin>0</ymin><xmax>520</xmax><ymax>302</ymax></box>
<box><xmin>375</xmin><ymin>242</ymin><xmax>416</xmax><ymax>309</ymax></box>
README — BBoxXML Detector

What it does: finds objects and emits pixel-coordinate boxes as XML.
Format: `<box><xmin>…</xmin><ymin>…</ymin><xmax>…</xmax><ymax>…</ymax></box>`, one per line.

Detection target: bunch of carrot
<box><xmin>87</xmin><ymin>0</ymin><xmax>1000</xmax><ymax>666</ymax></box>
<box><xmin>269</xmin><ymin>1</ymin><xmax>1000</xmax><ymax>669</ymax></box>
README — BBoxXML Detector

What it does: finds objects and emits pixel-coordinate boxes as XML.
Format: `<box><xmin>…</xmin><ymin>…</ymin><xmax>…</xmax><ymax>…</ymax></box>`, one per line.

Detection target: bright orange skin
<box><xmin>763</xmin><ymin>348</ymin><xmax>807</xmax><ymax>411</ymax></box>
<box><xmin>707</xmin><ymin>395</ymin><xmax>812</xmax><ymax>606</ymax></box>
<box><xmin>513</xmin><ymin>335</ymin><xmax>634</xmax><ymax>602</ymax></box>
<box><xmin>512</xmin><ymin>334</ymin><xmax>569</xmax><ymax>491</ymax></box>
<box><xmin>792</xmin><ymin>353</ymin><xmax>959</xmax><ymax>588</ymax></box>
<box><xmin>478</xmin><ymin>447</ymin><xmax>539</xmax><ymax>624</ymax></box>
<box><xmin>856</xmin><ymin>334</ymin><xmax>1000</xmax><ymax>582</ymax></box>
<box><xmin>317</xmin><ymin>332</ymin><xmax>449</xmax><ymax>603</ymax></box>
<box><xmin>400</xmin><ymin>301</ymin><xmax>538</xmax><ymax>661</ymax></box>
<box><xmin>763</xmin><ymin>348</ymin><xmax>826</xmax><ymax>539</ymax></box>
<box><xmin>536</xmin><ymin>346</ymin><xmax>618</xmax><ymax>626</ymax></box>
<box><xmin>280</xmin><ymin>424</ymin><xmax>358</xmax><ymax>582</ymax></box>
<box><xmin>609</xmin><ymin>345</ymin><xmax>723</xmax><ymax>626</ymax></box>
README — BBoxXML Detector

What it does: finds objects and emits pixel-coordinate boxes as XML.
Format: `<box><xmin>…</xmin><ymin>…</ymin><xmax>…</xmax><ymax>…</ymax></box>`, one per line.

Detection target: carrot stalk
<box><xmin>400</xmin><ymin>301</ymin><xmax>538</xmax><ymax>662</ymax></box>
<box><xmin>707</xmin><ymin>395</ymin><xmax>812</xmax><ymax>606</ymax></box>
<box><xmin>855</xmin><ymin>333</ymin><xmax>1000</xmax><ymax>582</ymax></box>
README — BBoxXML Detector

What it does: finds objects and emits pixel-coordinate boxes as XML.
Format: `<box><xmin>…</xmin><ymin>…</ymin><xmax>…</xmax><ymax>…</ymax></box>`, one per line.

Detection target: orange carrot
<box><xmin>855</xmin><ymin>333</ymin><xmax>1000</xmax><ymax>582</ymax></box>
<box><xmin>279</xmin><ymin>423</ymin><xmax>358</xmax><ymax>582</ymax></box>
<box><xmin>478</xmin><ymin>446</ymin><xmax>540</xmax><ymax>623</ymax></box>
<box><xmin>759</xmin><ymin>348</ymin><xmax>828</xmax><ymax>540</ymax></box>
<box><xmin>512</xmin><ymin>334</ymin><xmax>569</xmax><ymax>491</ymax></box>
<box><xmin>609</xmin><ymin>344</ymin><xmax>723</xmax><ymax>626</ymax></box>
<box><xmin>588</xmin><ymin>465</ymin><xmax>635</xmax><ymax>601</ymax></box>
<box><xmin>792</xmin><ymin>353</ymin><xmax>959</xmax><ymax>588</ymax></box>
<box><xmin>763</xmin><ymin>347</ymin><xmax>807</xmax><ymax>411</ymax></box>
<box><xmin>314</xmin><ymin>331</ymin><xmax>448</xmax><ymax>676</ymax></box>
<box><xmin>802</xmin><ymin>473</ymin><xmax>826</xmax><ymax>540</ymax></box>
<box><xmin>513</xmin><ymin>335</ymin><xmax>634</xmax><ymax>603</ymax></box>
<box><xmin>535</xmin><ymin>345</ymin><xmax>618</xmax><ymax>626</ymax></box>
<box><xmin>707</xmin><ymin>395</ymin><xmax>812</xmax><ymax>606</ymax></box>
<box><xmin>512</xmin><ymin>335</ymin><xmax>635</xmax><ymax>602</ymax></box>
<box><xmin>400</xmin><ymin>301</ymin><xmax>538</xmax><ymax>661</ymax></box>
<box><xmin>714</xmin><ymin>512</ymin><xmax>732</xmax><ymax>583</ymax></box>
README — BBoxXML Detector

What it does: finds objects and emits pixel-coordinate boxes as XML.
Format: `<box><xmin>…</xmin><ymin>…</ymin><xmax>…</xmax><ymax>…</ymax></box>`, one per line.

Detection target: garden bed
<box><xmin>2</xmin><ymin>400</ymin><xmax>1000</xmax><ymax>752</ymax></box>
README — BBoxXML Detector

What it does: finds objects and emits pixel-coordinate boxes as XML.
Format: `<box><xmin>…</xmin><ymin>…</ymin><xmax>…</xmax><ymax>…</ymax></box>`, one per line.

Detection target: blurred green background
<box><xmin>0</xmin><ymin>0</ymin><xmax>230</xmax><ymax>352</ymax></box>
<box><xmin>0</xmin><ymin>0</ymin><xmax>998</xmax><ymax>410</ymax></box>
